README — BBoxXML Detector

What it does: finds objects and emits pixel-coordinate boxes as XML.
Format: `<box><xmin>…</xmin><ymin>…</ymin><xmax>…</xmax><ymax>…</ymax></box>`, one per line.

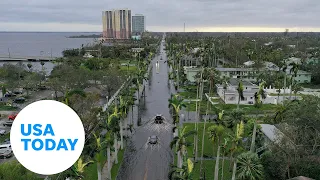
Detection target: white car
<box><xmin>0</xmin><ymin>129</ymin><xmax>5</xmax><ymax>135</ymax></box>
<box><xmin>0</xmin><ymin>149</ymin><xmax>13</xmax><ymax>158</ymax></box>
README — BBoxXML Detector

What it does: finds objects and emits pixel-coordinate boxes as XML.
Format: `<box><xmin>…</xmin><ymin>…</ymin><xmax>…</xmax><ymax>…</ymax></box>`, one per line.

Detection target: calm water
<box><xmin>0</xmin><ymin>32</ymin><xmax>99</xmax><ymax>57</ymax></box>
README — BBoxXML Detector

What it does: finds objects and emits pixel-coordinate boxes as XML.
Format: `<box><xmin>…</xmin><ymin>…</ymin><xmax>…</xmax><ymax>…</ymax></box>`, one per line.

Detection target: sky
<box><xmin>0</xmin><ymin>0</ymin><xmax>319</xmax><ymax>32</ymax></box>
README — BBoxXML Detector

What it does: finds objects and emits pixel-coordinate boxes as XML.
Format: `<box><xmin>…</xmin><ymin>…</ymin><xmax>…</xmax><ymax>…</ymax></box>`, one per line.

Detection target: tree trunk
<box><xmin>124</xmin><ymin>116</ymin><xmax>127</xmax><ymax>138</ymax></box>
<box><xmin>231</xmin><ymin>160</ymin><xmax>237</xmax><ymax>180</ymax></box>
<box><xmin>177</xmin><ymin>150</ymin><xmax>182</xmax><ymax>168</ymax></box>
<box><xmin>107</xmin><ymin>147</ymin><xmax>111</xmax><ymax>180</ymax></box>
<box><xmin>120</xmin><ymin>121</ymin><xmax>124</xmax><ymax>150</ymax></box>
<box><xmin>214</xmin><ymin>144</ymin><xmax>221</xmax><ymax>180</ymax></box>
<box><xmin>114</xmin><ymin>133</ymin><xmax>118</xmax><ymax>164</ymax></box>
<box><xmin>283</xmin><ymin>75</ymin><xmax>286</xmax><ymax>104</ymax></box>
<box><xmin>131</xmin><ymin>105</ymin><xmax>134</xmax><ymax>125</ymax></box>
<box><xmin>223</xmin><ymin>90</ymin><xmax>226</xmax><ymax>103</ymax></box>
<box><xmin>237</xmin><ymin>95</ymin><xmax>240</xmax><ymax>109</ymax></box>
<box><xmin>221</xmin><ymin>154</ymin><xmax>225</xmax><ymax>180</ymax></box>
<box><xmin>174</xmin><ymin>123</ymin><xmax>178</xmax><ymax>137</ymax></box>
<box><xmin>289</xmin><ymin>83</ymin><xmax>292</xmax><ymax>101</ymax></box>
<box><xmin>250</xmin><ymin>120</ymin><xmax>257</xmax><ymax>152</ymax></box>
<box><xmin>97</xmin><ymin>163</ymin><xmax>102</xmax><ymax>180</ymax></box>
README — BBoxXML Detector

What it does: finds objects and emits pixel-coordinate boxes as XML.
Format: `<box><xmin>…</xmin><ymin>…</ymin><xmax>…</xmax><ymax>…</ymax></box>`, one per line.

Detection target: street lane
<box><xmin>117</xmin><ymin>34</ymin><xmax>174</xmax><ymax>180</ymax></box>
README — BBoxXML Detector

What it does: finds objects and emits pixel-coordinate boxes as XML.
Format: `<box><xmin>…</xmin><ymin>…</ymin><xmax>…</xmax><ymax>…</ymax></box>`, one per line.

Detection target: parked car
<box><xmin>13</xmin><ymin>89</ymin><xmax>23</xmax><ymax>94</ymax></box>
<box><xmin>4</xmin><ymin>93</ymin><xmax>16</xmax><ymax>97</ymax></box>
<box><xmin>37</xmin><ymin>85</ymin><xmax>47</xmax><ymax>90</ymax></box>
<box><xmin>14</xmin><ymin>97</ymin><xmax>25</xmax><ymax>103</ymax></box>
<box><xmin>148</xmin><ymin>135</ymin><xmax>158</xmax><ymax>144</ymax></box>
<box><xmin>0</xmin><ymin>144</ymin><xmax>11</xmax><ymax>150</ymax></box>
<box><xmin>8</xmin><ymin>113</ymin><xmax>18</xmax><ymax>120</ymax></box>
<box><xmin>0</xmin><ymin>149</ymin><xmax>13</xmax><ymax>158</ymax></box>
<box><xmin>2</xmin><ymin>139</ymin><xmax>10</xmax><ymax>144</ymax></box>
<box><xmin>0</xmin><ymin>130</ymin><xmax>6</xmax><ymax>135</ymax></box>
<box><xmin>3</xmin><ymin>121</ymin><xmax>13</xmax><ymax>127</ymax></box>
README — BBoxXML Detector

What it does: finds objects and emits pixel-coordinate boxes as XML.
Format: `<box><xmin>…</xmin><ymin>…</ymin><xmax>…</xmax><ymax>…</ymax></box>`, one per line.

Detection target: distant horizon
<box><xmin>1</xmin><ymin>31</ymin><xmax>320</xmax><ymax>33</ymax></box>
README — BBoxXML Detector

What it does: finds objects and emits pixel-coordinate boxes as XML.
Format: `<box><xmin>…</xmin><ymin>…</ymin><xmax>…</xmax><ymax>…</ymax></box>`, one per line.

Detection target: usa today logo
<box><xmin>10</xmin><ymin>100</ymin><xmax>85</xmax><ymax>175</ymax></box>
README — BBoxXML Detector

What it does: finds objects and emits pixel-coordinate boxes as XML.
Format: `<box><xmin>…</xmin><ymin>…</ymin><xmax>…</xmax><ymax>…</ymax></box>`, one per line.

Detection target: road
<box><xmin>117</xmin><ymin>34</ymin><xmax>174</xmax><ymax>180</ymax></box>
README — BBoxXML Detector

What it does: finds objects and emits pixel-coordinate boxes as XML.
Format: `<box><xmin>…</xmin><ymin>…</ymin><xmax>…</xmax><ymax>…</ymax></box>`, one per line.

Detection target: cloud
<box><xmin>0</xmin><ymin>0</ymin><xmax>319</xmax><ymax>31</ymax></box>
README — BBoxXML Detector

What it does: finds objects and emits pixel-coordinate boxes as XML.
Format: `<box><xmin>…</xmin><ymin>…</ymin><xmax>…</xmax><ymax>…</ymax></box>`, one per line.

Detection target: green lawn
<box><xmin>190</xmin><ymin>160</ymin><xmax>232</xmax><ymax>179</ymax></box>
<box><xmin>183</xmin><ymin>123</ymin><xmax>233</xmax><ymax>158</ymax></box>
<box><xmin>83</xmin><ymin>151</ymin><xmax>107</xmax><ymax>180</ymax></box>
<box><xmin>173</xmin><ymin>123</ymin><xmax>233</xmax><ymax>179</ymax></box>
<box><xmin>82</xmin><ymin>148</ymin><xmax>125</xmax><ymax>180</ymax></box>
<box><xmin>179</xmin><ymin>91</ymin><xmax>198</xmax><ymax>99</ymax></box>
<box><xmin>111</xmin><ymin>149</ymin><xmax>125</xmax><ymax>180</ymax></box>
<box><xmin>0</xmin><ymin>105</ymin><xmax>18</xmax><ymax>111</ymax></box>
<box><xmin>185</xmin><ymin>101</ymin><xmax>278</xmax><ymax>115</ymax></box>
<box><xmin>120</xmin><ymin>66</ymin><xmax>137</xmax><ymax>72</ymax></box>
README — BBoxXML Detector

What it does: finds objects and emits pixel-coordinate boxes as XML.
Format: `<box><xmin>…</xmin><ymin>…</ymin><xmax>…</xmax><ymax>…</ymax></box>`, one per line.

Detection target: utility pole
<box><xmin>184</xmin><ymin>23</ymin><xmax>185</xmax><ymax>33</ymax></box>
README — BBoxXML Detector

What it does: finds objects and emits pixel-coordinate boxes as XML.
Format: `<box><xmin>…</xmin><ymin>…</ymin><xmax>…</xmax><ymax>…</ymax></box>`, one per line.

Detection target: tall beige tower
<box><xmin>102</xmin><ymin>9</ymin><xmax>131</xmax><ymax>39</ymax></box>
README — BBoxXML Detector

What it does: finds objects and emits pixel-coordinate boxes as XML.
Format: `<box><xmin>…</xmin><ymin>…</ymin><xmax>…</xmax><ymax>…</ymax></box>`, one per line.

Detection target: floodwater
<box><xmin>117</xmin><ymin>34</ymin><xmax>175</xmax><ymax>180</ymax></box>
<box><xmin>0</xmin><ymin>61</ymin><xmax>55</xmax><ymax>75</ymax></box>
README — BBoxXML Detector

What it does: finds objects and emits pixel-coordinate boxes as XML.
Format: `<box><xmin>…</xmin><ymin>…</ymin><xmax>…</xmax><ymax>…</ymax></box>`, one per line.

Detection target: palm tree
<box><xmin>221</xmin><ymin>76</ymin><xmax>230</xmax><ymax>103</ymax></box>
<box><xmin>107</xmin><ymin>105</ymin><xmax>121</xmax><ymax>165</ymax></box>
<box><xmin>168</xmin><ymin>158</ymin><xmax>194</xmax><ymax>180</ymax></box>
<box><xmin>236</xmin><ymin>152</ymin><xmax>264</xmax><ymax>180</ymax></box>
<box><xmin>237</xmin><ymin>80</ymin><xmax>245</xmax><ymax>109</ymax></box>
<box><xmin>104</xmin><ymin>131</ymin><xmax>113</xmax><ymax>180</ymax></box>
<box><xmin>231</xmin><ymin>121</ymin><xmax>245</xmax><ymax>180</ymax></box>
<box><xmin>207</xmin><ymin>125</ymin><xmax>225</xmax><ymax>180</ymax></box>
<box><xmin>292</xmin><ymin>81</ymin><xmax>302</xmax><ymax>99</ymax></box>
<box><xmin>288</xmin><ymin>62</ymin><xmax>299</xmax><ymax>100</ymax></box>
<box><xmin>170</xmin><ymin>127</ymin><xmax>196</xmax><ymax>168</ymax></box>
<box><xmin>40</xmin><ymin>61</ymin><xmax>45</xmax><ymax>85</ymax></box>
<box><xmin>71</xmin><ymin>157</ymin><xmax>93</xmax><ymax>179</ymax></box>
<box><xmin>250</xmin><ymin>81</ymin><xmax>266</xmax><ymax>152</ymax></box>
<box><xmin>118</xmin><ymin>96</ymin><xmax>128</xmax><ymax>149</ymax></box>
<box><xmin>220</xmin><ymin>137</ymin><xmax>230</xmax><ymax>180</ymax></box>
<box><xmin>168</xmin><ymin>94</ymin><xmax>186</xmax><ymax>136</ymax></box>
<box><xmin>27</xmin><ymin>63</ymin><xmax>32</xmax><ymax>72</ymax></box>
<box><xmin>93</xmin><ymin>134</ymin><xmax>103</xmax><ymax>180</ymax></box>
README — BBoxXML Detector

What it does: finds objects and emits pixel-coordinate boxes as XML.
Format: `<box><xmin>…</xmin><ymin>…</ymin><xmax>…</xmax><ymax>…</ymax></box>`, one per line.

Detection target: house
<box><xmin>287</xmin><ymin>70</ymin><xmax>312</xmax><ymax>83</ymax></box>
<box><xmin>216</xmin><ymin>79</ymin><xmax>259</xmax><ymax>104</ymax></box>
<box><xmin>184</xmin><ymin>67</ymin><xmax>258</xmax><ymax>83</ymax></box>
<box><xmin>184</xmin><ymin>60</ymin><xmax>311</xmax><ymax>84</ymax></box>
<box><xmin>257</xmin><ymin>124</ymin><xmax>296</xmax><ymax>153</ymax></box>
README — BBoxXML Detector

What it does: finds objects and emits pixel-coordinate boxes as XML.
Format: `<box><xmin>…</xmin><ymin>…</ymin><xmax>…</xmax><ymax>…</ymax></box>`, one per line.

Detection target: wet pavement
<box><xmin>117</xmin><ymin>35</ymin><xmax>175</xmax><ymax>180</ymax></box>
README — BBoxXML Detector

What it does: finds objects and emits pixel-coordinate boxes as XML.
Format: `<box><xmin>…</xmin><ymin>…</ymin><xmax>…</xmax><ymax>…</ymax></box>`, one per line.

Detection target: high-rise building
<box><xmin>102</xmin><ymin>9</ymin><xmax>131</xmax><ymax>39</ymax></box>
<box><xmin>132</xmin><ymin>14</ymin><xmax>145</xmax><ymax>35</ymax></box>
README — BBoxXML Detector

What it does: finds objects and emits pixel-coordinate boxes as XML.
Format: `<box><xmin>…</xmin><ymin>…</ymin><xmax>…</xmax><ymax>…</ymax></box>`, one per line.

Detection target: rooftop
<box><xmin>229</xmin><ymin>78</ymin><xmax>256</xmax><ymax>86</ymax></box>
<box><xmin>216</xmin><ymin>67</ymin><xmax>255</xmax><ymax>71</ymax></box>
<box><xmin>260</xmin><ymin>124</ymin><xmax>285</xmax><ymax>144</ymax></box>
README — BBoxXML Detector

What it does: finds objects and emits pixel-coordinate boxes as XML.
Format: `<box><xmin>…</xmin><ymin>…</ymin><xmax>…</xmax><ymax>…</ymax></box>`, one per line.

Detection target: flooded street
<box><xmin>117</xmin><ymin>35</ymin><xmax>174</xmax><ymax>180</ymax></box>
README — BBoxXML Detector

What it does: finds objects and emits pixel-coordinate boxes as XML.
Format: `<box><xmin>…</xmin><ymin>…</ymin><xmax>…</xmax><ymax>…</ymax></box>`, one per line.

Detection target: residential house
<box><xmin>216</xmin><ymin>78</ymin><xmax>259</xmax><ymax>104</ymax></box>
<box><xmin>184</xmin><ymin>61</ymin><xmax>311</xmax><ymax>83</ymax></box>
